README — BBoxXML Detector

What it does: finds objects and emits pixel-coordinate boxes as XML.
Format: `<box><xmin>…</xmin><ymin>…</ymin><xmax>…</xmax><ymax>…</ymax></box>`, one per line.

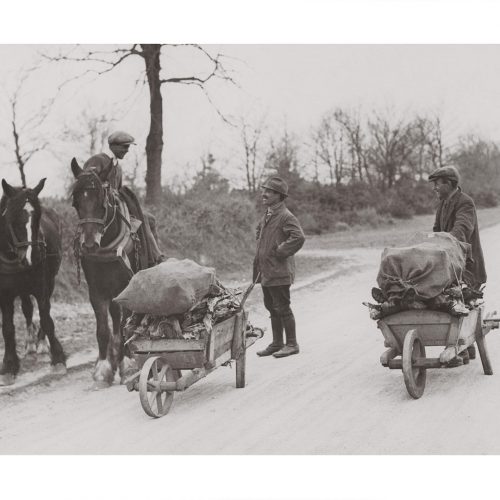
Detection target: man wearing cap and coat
<box><xmin>429</xmin><ymin>165</ymin><xmax>486</xmax><ymax>288</ymax></box>
<box><xmin>254</xmin><ymin>176</ymin><xmax>305</xmax><ymax>358</ymax></box>
<box><xmin>82</xmin><ymin>131</ymin><xmax>164</xmax><ymax>268</ymax></box>
<box><xmin>429</xmin><ymin>165</ymin><xmax>486</xmax><ymax>366</ymax></box>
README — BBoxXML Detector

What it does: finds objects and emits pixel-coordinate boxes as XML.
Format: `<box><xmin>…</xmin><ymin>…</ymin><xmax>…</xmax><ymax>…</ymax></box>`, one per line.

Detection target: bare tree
<box><xmin>333</xmin><ymin>108</ymin><xmax>371</xmax><ymax>184</ymax></box>
<box><xmin>312</xmin><ymin>111</ymin><xmax>348</xmax><ymax>186</ymax></box>
<box><xmin>62</xmin><ymin>108</ymin><xmax>117</xmax><ymax>159</ymax></box>
<box><xmin>4</xmin><ymin>71</ymin><xmax>54</xmax><ymax>186</ymax></box>
<box><xmin>240</xmin><ymin>115</ymin><xmax>266</xmax><ymax>194</ymax></box>
<box><xmin>45</xmin><ymin>44</ymin><xmax>236</xmax><ymax>206</ymax></box>
<box><xmin>367</xmin><ymin>112</ymin><xmax>418</xmax><ymax>190</ymax></box>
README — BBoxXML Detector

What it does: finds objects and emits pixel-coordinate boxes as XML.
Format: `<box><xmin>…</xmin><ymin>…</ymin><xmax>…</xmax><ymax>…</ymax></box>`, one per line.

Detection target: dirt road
<box><xmin>1</xmin><ymin>225</ymin><xmax>500</xmax><ymax>454</ymax></box>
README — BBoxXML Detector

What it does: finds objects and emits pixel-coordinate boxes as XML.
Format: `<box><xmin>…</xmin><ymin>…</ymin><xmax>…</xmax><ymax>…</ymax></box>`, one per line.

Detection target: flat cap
<box><xmin>428</xmin><ymin>166</ymin><xmax>460</xmax><ymax>183</ymax></box>
<box><xmin>108</xmin><ymin>131</ymin><xmax>136</xmax><ymax>146</ymax></box>
<box><xmin>261</xmin><ymin>176</ymin><xmax>289</xmax><ymax>197</ymax></box>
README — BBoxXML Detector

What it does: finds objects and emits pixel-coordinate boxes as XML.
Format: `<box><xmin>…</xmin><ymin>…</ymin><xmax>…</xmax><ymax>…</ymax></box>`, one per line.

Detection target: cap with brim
<box><xmin>428</xmin><ymin>166</ymin><xmax>460</xmax><ymax>183</ymax></box>
<box><xmin>108</xmin><ymin>131</ymin><xmax>136</xmax><ymax>146</ymax></box>
<box><xmin>261</xmin><ymin>176</ymin><xmax>289</xmax><ymax>196</ymax></box>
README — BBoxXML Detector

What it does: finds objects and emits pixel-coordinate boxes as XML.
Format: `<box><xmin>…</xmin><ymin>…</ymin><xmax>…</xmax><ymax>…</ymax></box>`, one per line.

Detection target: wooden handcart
<box><xmin>125</xmin><ymin>310</ymin><xmax>261</xmax><ymax>417</ymax></box>
<box><xmin>378</xmin><ymin>306</ymin><xmax>499</xmax><ymax>399</ymax></box>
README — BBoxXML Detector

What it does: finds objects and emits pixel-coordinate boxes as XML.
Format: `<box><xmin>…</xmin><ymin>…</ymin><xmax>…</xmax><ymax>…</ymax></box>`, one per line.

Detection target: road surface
<box><xmin>1</xmin><ymin>225</ymin><xmax>500</xmax><ymax>454</ymax></box>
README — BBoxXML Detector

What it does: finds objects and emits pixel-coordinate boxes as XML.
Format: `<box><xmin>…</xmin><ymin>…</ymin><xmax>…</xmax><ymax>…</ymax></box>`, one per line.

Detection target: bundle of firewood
<box><xmin>124</xmin><ymin>281</ymin><xmax>242</xmax><ymax>341</ymax></box>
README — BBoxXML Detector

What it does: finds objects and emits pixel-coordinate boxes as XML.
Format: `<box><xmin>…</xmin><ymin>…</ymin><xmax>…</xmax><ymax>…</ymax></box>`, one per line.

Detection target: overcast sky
<box><xmin>2</xmin><ymin>44</ymin><xmax>500</xmax><ymax>196</ymax></box>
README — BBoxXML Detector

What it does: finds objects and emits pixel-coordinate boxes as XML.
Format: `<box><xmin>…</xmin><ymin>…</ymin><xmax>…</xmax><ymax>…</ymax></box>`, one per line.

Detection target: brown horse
<box><xmin>0</xmin><ymin>178</ymin><xmax>66</xmax><ymax>385</ymax></box>
<box><xmin>70</xmin><ymin>159</ymin><xmax>145</xmax><ymax>388</ymax></box>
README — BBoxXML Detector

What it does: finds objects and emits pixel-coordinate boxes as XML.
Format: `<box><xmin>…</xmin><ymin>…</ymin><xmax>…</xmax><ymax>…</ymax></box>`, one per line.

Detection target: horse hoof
<box><xmin>0</xmin><ymin>373</ymin><xmax>16</xmax><ymax>386</ymax></box>
<box><xmin>52</xmin><ymin>363</ymin><xmax>67</xmax><ymax>375</ymax></box>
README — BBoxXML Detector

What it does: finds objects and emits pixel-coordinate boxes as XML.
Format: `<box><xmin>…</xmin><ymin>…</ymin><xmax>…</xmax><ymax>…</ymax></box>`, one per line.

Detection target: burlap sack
<box><xmin>114</xmin><ymin>258</ymin><xmax>216</xmax><ymax>315</ymax></box>
<box><xmin>377</xmin><ymin>232</ymin><xmax>470</xmax><ymax>301</ymax></box>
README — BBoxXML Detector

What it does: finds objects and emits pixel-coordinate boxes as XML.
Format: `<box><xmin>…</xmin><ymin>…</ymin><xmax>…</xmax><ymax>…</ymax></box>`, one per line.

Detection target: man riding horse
<box><xmin>82</xmin><ymin>131</ymin><xmax>164</xmax><ymax>267</ymax></box>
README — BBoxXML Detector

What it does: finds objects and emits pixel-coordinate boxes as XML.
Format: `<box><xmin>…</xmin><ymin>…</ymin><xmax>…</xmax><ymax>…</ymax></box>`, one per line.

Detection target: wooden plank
<box><xmin>214</xmin><ymin>315</ymin><xmax>237</xmax><ymax>358</ymax></box>
<box><xmin>152</xmin><ymin>351</ymin><xmax>205</xmax><ymax>370</ymax></box>
<box><xmin>383</xmin><ymin>310</ymin><xmax>452</xmax><ymax>326</ymax></box>
<box><xmin>391</xmin><ymin>324</ymin><xmax>450</xmax><ymax>346</ymax></box>
<box><xmin>476</xmin><ymin>335</ymin><xmax>493</xmax><ymax>375</ymax></box>
<box><xmin>456</xmin><ymin>309</ymin><xmax>479</xmax><ymax>344</ymax></box>
<box><xmin>377</xmin><ymin>321</ymin><xmax>401</xmax><ymax>350</ymax></box>
<box><xmin>414</xmin><ymin>358</ymin><xmax>443</xmax><ymax>369</ymax></box>
<box><xmin>231</xmin><ymin>311</ymin><xmax>247</xmax><ymax>360</ymax></box>
<box><xmin>131</xmin><ymin>338</ymin><xmax>205</xmax><ymax>353</ymax></box>
<box><xmin>174</xmin><ymin>367</ymin><xmax>215</xmax><ymax>391</ymax></box>
<box><xmin>206</xmin><ymin>325</ymin><xmax>215</xmax><ymax>368</ymax></box>
<box><xmin>445</xmin><ymin>319</ymin><xmax>460</xmax><ymax>347</ymax></box>
<box><xmin>236</xmin><ymin>350</ymin><xmax>246</xmax><ymax>388</ymax></box>
<box><xmin>388</xmin><ymin>359</ymin><xmax>402</xmax><ymax>369</ymax></box>
<box><xmin>476</xmin><ymin>309</ymin><xmax>493</xmax><ymax>375</ymax></box>
<box><xmin>388</xmin><ymin>358</ymin><xmax>442</xmax><ymax>369</ymax></box>
<box><xmin>380</xmin><ymin>347</ymin><xmax>399</xmax><ymax>367</ymax></box>
<box><xmin>213</xmin><ymin>349</ymin><xmax>232</xmax><ymax>368</ymax></box>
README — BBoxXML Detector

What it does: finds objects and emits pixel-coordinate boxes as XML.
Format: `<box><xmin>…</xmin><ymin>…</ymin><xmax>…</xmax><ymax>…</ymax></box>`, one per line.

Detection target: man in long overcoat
<box><xmin>253</xmin><ymin>176</ymin><xmax>305</xmax><ymax>358</ymax></box>
<box><xmin>429</xmin><ymin>165</ymin><xmax>486</xmax><ymax>365</ymax></box>
<box><xmin>429</xmin><ymin>165</ymin><xmax>486</xmax><ymax>288</ymax></box>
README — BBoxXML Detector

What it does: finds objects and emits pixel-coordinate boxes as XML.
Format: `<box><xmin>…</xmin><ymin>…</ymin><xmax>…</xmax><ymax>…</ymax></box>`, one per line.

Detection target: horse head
<box><xmin>71</xmin><ymin>157</ymin><xmax>117</xmax><ymax>253</ymax></box>
<box><xmin>1</xmin><ymin>178</ymin><xmax>45</xmax><ymax>266</ymax></box>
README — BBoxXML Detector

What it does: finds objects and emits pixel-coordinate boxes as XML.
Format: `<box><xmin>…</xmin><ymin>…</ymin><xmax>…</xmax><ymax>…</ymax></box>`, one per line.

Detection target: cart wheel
<box><xmin>402</xmin><ymin>329</ymin><xmax>426</xmax><ymax>399</ymax></box>
<box><xmin>139</xmin><ymin>356</ymin><xmax>176</xmax><ymax>418</ymax></box>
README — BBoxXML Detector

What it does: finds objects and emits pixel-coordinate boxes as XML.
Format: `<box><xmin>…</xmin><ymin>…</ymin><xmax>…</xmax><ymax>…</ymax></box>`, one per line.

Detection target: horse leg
<box><xmin>0</xmin><ymin>298</ymin><xmax>19</xmax><ymax>385</ymax></box>
<box><xmin>20</xmin><ymin>295</ymin><xmax>37</xmax><ymax>357</ymax></box>
<box><xmin>90</xmin><ymin>295</ymin><xmax>114</xmax><ymax>388</ymax></box>
<box><xmin>34</xmin><ymin>290</ymin><xmax>66</xmax><ymax>374</ymax></box>
<box><xmin>113</xmin><ymin>304</ymin><xmax>137</xmax><ymax>383</ymax></box>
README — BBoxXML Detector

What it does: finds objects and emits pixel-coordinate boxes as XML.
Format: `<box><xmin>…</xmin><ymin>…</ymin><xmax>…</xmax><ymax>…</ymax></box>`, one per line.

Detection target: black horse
<box><xmin>70</xmin><ymin>159</ymin><xmax>144</xmax><ymax>388</ymax></box>
<box><xmin>0</xmin><ymin>178</ymin><xmax>66</xmax><ymax>385</ymax></box>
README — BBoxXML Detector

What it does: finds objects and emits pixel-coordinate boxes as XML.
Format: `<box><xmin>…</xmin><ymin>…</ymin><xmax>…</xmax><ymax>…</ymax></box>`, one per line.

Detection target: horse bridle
<box><xmin>74</xmin><ymin>170</ymin><xmax>118</xmax><ymax>236</ymax></box>
<box><xmin>1</xmin><ymin>200</ymin><xmax>46</xmax><ymax>263</ymax></box>
<box><xmin>8</xmin><ymin>224</ymin><xmax>46</xmax><ymax>254</ymax></box>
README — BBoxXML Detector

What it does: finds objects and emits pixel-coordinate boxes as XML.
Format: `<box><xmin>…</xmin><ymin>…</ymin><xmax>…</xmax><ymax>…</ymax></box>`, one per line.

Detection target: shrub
<box><xmin>334</xmin><ymin>221</ymin><xmax>351</xmax><ymax>232</ymax></box>
<box><xmin>153</xmin><ymin>189</ymin><xmax>257</xmax><ymax>272</ymax></box>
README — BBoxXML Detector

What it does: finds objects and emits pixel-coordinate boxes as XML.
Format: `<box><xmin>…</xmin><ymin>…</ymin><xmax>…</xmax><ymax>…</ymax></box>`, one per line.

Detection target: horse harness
<box><xmin>0</xmin><ymin>207</ymin><xmax>49</xmax><ymax>275</ymax></box>
<box><xmin>72</xmin><ymin>170</ymin><xmax>142</xmax><ymax>284</ymax></box>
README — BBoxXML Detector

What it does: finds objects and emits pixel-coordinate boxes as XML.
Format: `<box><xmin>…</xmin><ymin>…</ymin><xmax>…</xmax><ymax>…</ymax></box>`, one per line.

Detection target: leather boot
<box><xmin>257</xmin><ymin>316</ymin><xmax>284</xmax><ymax>356</ymax></box>
<box><xmin>273</xmin><ymin>314</ymin><xmax>299</xmax><ymax>358</ymax></box>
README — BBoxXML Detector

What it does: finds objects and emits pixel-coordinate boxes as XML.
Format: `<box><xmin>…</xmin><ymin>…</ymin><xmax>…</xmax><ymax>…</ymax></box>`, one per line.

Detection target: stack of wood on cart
<box><xmin>115</xmin><ymin>257</ymin><xmax>246</xmax><ymax>342</ymax></box>
<box><xmin>364</xmin><ymin>232</ymin><xmax>484</xmax><ymax>320</ymax></box>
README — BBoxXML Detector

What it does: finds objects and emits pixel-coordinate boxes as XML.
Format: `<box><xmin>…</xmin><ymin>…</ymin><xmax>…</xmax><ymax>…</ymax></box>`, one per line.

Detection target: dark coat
<box><xmin>83</xmin><ymin>153</ymin><xmax>122</xmax><ymax>190</ymax></box>
<box><xmin>253</xmin><ymin>202</ymin><xmax>305</xmax><ymax>286</ymax></box>
<box><xmin>433</xmin><ymin>188</ymin><xmax>487</xmax><ymax>286</ymax></box>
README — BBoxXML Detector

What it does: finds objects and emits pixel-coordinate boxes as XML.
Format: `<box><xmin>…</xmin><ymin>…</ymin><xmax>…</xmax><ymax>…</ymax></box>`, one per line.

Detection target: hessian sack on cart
<box><xmin>114</xmin><ymin>258</ymin><xmax>216</xmax><ymax>315</ymax></box>
<box><xmin>376</xmin><ymin>232</ymin><xmax>471</xmax><ymax>301</ymax></box>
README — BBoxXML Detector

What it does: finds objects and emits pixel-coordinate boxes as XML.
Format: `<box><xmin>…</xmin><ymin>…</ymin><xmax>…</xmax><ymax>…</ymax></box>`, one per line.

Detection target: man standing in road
<box><xmin>254</xmin><ymin>176</ymin><xmax>305</xmax><ymax>358</ymax></box>
<box><xmin>429</xmin><ymin>165</ymin><xmax>487</xmax><ymax>365</ymax></box>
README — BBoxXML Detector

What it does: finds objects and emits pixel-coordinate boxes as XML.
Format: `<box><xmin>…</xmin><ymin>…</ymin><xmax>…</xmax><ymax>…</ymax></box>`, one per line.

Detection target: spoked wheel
<box><xmin>402</xmin><ymin>329</ymin><xmax>427</xmax><ymax>399</ymax></box>
<box><xmin>139</xmin><ymin>356</ymin><xmax>177</xmax><ymax>418</ymax></box>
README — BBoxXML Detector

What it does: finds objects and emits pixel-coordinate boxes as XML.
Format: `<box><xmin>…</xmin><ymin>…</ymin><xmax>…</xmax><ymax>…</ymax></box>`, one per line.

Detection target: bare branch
<box><xmin>42</xmin><ymin>44</ymin><xmax>142</xmax><ymax>76</ymax></box>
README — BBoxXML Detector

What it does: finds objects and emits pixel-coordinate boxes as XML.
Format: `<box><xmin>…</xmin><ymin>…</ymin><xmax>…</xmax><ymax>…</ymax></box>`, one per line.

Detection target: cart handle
<box><xmin>238</xmin><ymin>272</ymin><xmax>261</xmax><ymax>311</ymax></box>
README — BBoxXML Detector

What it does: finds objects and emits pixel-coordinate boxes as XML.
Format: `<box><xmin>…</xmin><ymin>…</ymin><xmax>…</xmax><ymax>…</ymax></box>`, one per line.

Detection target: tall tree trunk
<box><xmin>141</xmin><ymin>44</ymin><xmax>164</xmax><ymax>206</ymax></box>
